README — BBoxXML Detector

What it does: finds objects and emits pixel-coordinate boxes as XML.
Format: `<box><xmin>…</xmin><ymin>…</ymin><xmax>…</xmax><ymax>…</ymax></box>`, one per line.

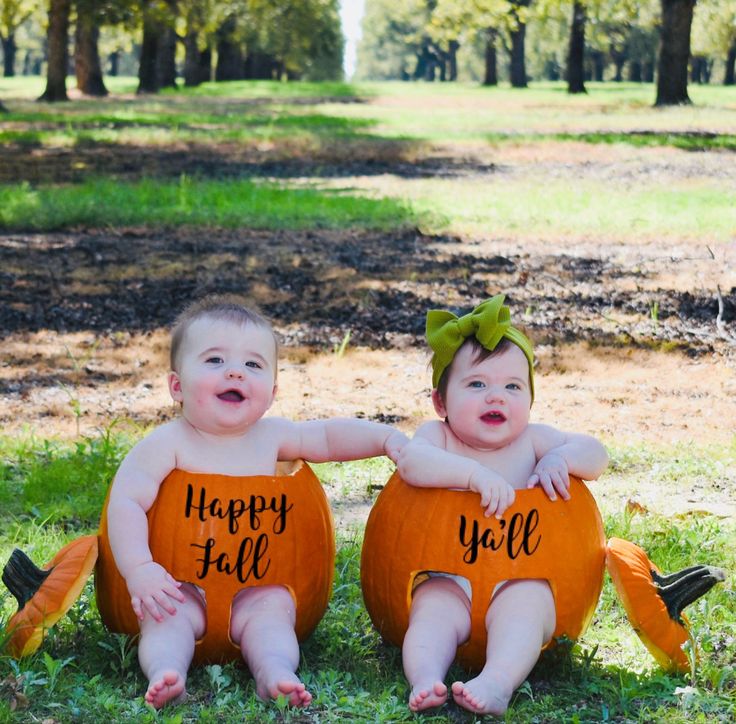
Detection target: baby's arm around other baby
<box><xmin>107</xmin><ymin>426</ymin><xmax>186</xmax><ymax>622</ymax></box>
<box><xmin>274</xmin><ymin>417</ymin><xmax>408</xmax><ymax>464</ymax></box>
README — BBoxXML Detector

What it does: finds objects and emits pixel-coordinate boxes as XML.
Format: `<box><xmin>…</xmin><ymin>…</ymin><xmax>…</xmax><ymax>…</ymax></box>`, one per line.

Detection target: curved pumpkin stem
<box><xmin>651</xmin><ymin>564</ymin><xmax>725</xmax><ymax>625</ymax></box>
<box><xmin>2</xmin><ymin>548</ymin><xmax>52</xmax><ymax>610</ymax></box>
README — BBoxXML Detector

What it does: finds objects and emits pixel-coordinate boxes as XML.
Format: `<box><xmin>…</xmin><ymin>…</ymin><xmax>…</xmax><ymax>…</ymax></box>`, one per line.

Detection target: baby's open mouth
<box><xmin>481</xmin><ymin>411</ymin><xmax>506</xmax><ymax>424</ymax></box>
<box><xmin>217</xmin><ymin>390</ymin><xmax>244</xmax><ymax>402</ymax></box>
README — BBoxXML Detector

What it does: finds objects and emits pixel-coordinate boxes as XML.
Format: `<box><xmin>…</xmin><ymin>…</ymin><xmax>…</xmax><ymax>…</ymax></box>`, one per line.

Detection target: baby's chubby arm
<box><xmin>395</xmin><ymin>422</ymin><xmax>516</xmax><ymax>518</ymax></box>
<box><xmin>527</xmin><ymin>424</ymin><xmax>609</xmax><ymax>501</ymax></box>
<box><xmin>273</xmin><ymin>417</ymin><xmax>408</xmax><ymax>464</ymax></box>
<box><xmin>106</xmin><ymin>426</ymin><xmax>186</xmax><ymax>622</ymax></box>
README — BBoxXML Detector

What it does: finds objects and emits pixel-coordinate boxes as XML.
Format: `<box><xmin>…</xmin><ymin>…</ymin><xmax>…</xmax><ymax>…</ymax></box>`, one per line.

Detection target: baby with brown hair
<box><xmin>106</xmin><ymin>296</ymin><xmax>406</xmax><ymax>708</ymax></box>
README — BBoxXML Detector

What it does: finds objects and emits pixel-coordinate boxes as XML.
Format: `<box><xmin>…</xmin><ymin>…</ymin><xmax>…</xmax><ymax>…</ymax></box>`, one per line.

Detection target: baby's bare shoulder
<box><xmin>415</xmin><ymin>419</ymin><xmax>448</xmax><ymax>445</ymax></box>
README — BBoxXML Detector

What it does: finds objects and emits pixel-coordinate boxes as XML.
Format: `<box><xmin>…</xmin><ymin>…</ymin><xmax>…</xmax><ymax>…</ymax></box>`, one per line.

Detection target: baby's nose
<box><xmin>485</xmin><ymin>386</ymin><xmax>506</xmax><ymax>401</ymax></box>
<box><xmin>226</xmin><ymin>366</ymin><xmax>244</xmax><ymax>379</ymax></box>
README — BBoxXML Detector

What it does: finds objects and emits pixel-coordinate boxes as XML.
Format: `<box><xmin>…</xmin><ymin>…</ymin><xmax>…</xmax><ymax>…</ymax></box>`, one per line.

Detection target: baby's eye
<box><xmin>205</xmin><ymin>356</ymin><xmax>223</xmax><ymax>364</ymax></box>
<box><xmin>468</xmin><ymin>380</ymin><xmax>485</xmax><ymax>389</ymax></box>
<box><xmin>506</xmin><ymin>382</ymin><xmax>521</xmax><ymax>391</ymax></box>
<box><xmin>245</xmin><ymin>360</ymin><xmax>262</xmax><ymax>369</ymax></box>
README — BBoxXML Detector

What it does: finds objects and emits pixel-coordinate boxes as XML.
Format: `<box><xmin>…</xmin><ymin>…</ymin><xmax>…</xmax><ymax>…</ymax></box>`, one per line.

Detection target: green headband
<box><xmin>426</xmin><ymin>295</ymin><xmax>535</xmax><ymax>399</ymax></box>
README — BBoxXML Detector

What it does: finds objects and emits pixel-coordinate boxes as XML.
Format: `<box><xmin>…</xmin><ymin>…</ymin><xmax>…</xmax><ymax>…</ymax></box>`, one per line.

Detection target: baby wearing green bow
<box><xmin>394</xmin><ymin>295</ymin><xmax>609</xmax><ymax>716</ymax></box>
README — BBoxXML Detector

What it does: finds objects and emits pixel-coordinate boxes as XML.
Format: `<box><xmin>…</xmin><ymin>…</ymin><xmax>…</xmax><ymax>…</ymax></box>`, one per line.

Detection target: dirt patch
<box><xmin>2</xmin><ymin>226</ymin><xmax>734</xmax><ymax>440</ymax></box>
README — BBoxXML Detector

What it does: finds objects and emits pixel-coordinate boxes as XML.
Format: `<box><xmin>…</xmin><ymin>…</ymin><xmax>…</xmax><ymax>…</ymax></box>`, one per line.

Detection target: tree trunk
<box><xmin>109</xmin><ymin>51</ymin><xmax>119</xmax><ymax>76</ymax></box>
<box><xmin>690</xmin><ymin>55</ymin><xmax>703</xmax><ymax>83</ymax></box>
<box><xmin>38</xmin><ymin>0</ymin><xmax>71</xmax><ymax>101</ymax></box>
<box><xmin>567</xmin><ymin>1</ymin><xmax>586</xmax><ymax>93</ymax></box>
<box><xmin>138</xmin><ymin>11</ymin><xmax>161</xmax><ymax>92</ymax></box>
<box><xmin>590</xmin><ymin>49</ymin><xmax>604</xmax><ymax>81</ymax></box>
<box><xmin>655</xmin><ymin>0</ymin><xmax>695</xmax><ymax>106</ymax></box>
<box><xmin>448</xmin><ymin>40</ymin><xmax>458</xmax><ymax>81</ymax></box>
<box><xmin>725</xmin><ymin>41</ymin><xmax>736</xmax><ymax>85</ymax></box>
<box><xmin>215</xmin><ymin>16</ymin><xmax>244</xmax><ymax>80</ymax></box>
<box><xmin>244</xmin><ymin>51</ymin><xmax>276</xmax><ymax>80</ymax></box>
<box><xmin>629</xmin><ymin>60</ymin><xmax>642</xmax><ymax>82</ymax></box>
<box><xmin>610</xmin><ymin>48</ymin><xmax>628</xmax><ymax>83</ymax></box>
<box><xmin>198</xmin><ymin>46</ymin><xmax>211</xmax><ymax>83</ymax></box>
<box><xmin>509</xmin><ymin>1</ymin><xmax>529</xmax><ymax>88</ymax></box>
<box><xmin>483</xmin><ymin>27</ymin><xmax>497</xmax><ymax>86</ymax></box>
<box><xmin>2</xmin><ymin>34</ymin><xmax>17</xmax><ymax>77</ymax></box>
<box><xmin>156</xmin><ymin>24</ymin><xmax>177</xmax><ymax>88</ymax></box>
<box><xmin>643</xmin><ymin>59</ymin><xmax>655</xmax><ymax>82</ymax></box>
<box><xmin>509</xmin><ymin>21</ymin><xmax>526</xmax><ymax>87</ymax></box>
<box><xmin>183</xmin><ymin>31</ymin><xmax>201</xmax><ymax>86</ymax></box>
<box><xmin>74</xmin><ymin>5</ymin><xmax>108</xmax><ymax>96</ymax></box>
<box><xmin>0</xmin><ymin>99</ymin><xmax>7</xmax><ymax>112</ymax></box>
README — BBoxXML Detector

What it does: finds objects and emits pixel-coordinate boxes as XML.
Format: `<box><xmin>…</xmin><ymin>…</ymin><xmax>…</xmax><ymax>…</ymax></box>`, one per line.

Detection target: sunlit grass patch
<box><xmin>339</xmin><ymin>174</ymin><xmax>736</xmax><ymax>242</ymax></box>
<box><xmin>0</xmin><ymin>177</ymin><xmax>419</xmax><ymax>231</ymax></box>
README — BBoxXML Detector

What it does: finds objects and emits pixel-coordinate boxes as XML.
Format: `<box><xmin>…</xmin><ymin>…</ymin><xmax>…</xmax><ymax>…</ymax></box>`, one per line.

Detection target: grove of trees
<box><xmin>1</xmin><ymin>0</ymin><xmax>735</xmax><ymax>106</ymax></box>
<box><xmin>1</xmin><ymin>0</ymin><xmax>344</xmax><ymax>101</ymax></box>
<box><xmin>356</xmin><ymin>0</ymin><xmax>736</xmax><ymax>104</ymax></box>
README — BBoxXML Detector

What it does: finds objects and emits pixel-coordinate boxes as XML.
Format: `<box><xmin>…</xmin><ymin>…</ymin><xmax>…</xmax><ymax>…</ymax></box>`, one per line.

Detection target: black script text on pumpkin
<box><xmin>184</xmin><ymin>483</ymin><xmax>293</xmax><ymax>534</ymax></box>
<box><xmin>192</xmin><ymin>536</ymin><xmax>270</xmax><ymax>583</ymax></box>
<box><xmin>458</xmin><ymin>510</ymin><xmax>541</xmax><ymax>564</ymax></box>
<box><xmin>184</xmin><ymin>483</ymin><xmax>294</xmax><ymax>583</ymax></box>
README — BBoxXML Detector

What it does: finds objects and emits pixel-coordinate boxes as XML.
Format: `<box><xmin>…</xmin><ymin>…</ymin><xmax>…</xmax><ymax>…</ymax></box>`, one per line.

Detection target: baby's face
<box><xmin>169</xmin><ymin>318</ymin><xmax>278</xmax><ymax>435</ymax></box>
<box><xmin>433</xmin><ymin>343</ymin><xmax>532</xmax><ymax>450</ymax></box>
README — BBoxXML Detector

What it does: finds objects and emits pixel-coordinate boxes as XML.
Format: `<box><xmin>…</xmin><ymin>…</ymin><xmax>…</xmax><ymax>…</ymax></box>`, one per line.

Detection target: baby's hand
<box><xmin>125</xmin><ymin>561</ymin><xmax>185</xmax><ymax>622</ymax></box>
<box><xmin>383</xmin><ymin>430</ymin><xmax>409</xmax><ymax>463</ymax></box>
<box><xmin>468</xmin><ymin>468</ymin><xmax>516</xmax><ymax>518</ymax></box>
<box><xmin>527</xmin><ymin>452</ymin><xmax>570</xmax><ymax>501</ymax></box>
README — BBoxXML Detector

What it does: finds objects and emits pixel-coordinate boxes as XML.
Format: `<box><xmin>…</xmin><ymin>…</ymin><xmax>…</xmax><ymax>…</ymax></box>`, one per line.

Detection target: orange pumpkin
<box><xmin>606</xmin><ymin>537</ymin><xmax>725</xmax><ymax>673</ymax></box>
<box><xmin>361</xmin><ymin>472</ymin><xmax>606</xmax><ymax>671</ymax></box>
<box><xmin>96</xmin><ymin>460</ymin><xmax>335</xmax><ymax>664</ymax></box>
<box><xmin>2</xmin><ymin>535</ymin><xmax>98</xmax><ymax>658</ymax></box>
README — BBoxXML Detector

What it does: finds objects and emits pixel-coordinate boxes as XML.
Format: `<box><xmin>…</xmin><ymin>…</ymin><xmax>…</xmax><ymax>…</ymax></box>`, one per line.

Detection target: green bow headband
<box><xmin>426</xmin><ymin>295</ymin><xmax>535</xmax><ymax>399</ymax></box>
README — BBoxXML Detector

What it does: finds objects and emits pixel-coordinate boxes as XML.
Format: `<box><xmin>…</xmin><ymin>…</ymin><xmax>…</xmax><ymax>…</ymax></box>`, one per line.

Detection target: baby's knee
<box><xmin>179</xmin><ymin>583</ymin><xmax>207</xmax><ymax>637</ymax></box>
<box><xmin>230</xmin><ymin>585</ymin><xmax>295</xmax><ymax>638</ymax></box>
<box><xmin>411</xmin><ymin>577</ymin><xmax>471</xmax><ymax>618</ymax></box>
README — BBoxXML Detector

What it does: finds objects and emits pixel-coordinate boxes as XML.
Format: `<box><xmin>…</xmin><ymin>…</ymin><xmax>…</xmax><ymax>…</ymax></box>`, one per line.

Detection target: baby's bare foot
<box><xmin>451</xmin><ymin>675</ymin><xmax>512</xmax><ymax>716</ymax></box>
<box><xmin>145</xmin><ymin>670</ymin><xmax>186</xmax><ymax>709</ymax></box>
<box><xmin>409</xmin><ymin>680</ymin><xmax>447</xmax><ymax>711</ymax></box>
<box><xmin>256</xmin><ymin>672</ymin><xmax>312</xmax><ymax>708</ymax></box>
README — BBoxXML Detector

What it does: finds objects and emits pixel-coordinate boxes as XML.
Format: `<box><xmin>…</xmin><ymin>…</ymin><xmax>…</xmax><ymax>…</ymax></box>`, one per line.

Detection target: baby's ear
<box><xmin>168</xmin><ymin>371</ymin><xmax>183</xmax><ymax>402</ymax></box>
<box><xmin>431</xmin><ymin>388</ymin><xmax>447</xmax><ymax>418</ymax></box>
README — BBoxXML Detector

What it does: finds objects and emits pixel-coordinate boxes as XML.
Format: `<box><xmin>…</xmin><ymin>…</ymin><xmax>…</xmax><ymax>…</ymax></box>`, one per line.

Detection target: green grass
<box><xmin>326</xmin><ymin>173</ymin><xmax>736</xmax><ymax>241</ymax></box>
<box><xmin>0</xmin><ymin>177</ymin><xmax>418</xmax><ymax>231</ymax></box>
<box><xmin>1</xmin><ymin>435</ymin><xmax>734</xmax><ymax>722</ymax></box>
<box><xmin>1</xmin><ymin>78</ymin><xmax>735</xmax><ymax>239</ymax></box>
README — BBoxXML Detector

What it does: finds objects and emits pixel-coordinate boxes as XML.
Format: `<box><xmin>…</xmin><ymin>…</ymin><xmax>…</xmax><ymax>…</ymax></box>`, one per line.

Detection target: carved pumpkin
<box><xmin>606</xmin><ymin>537</ymin><xmax>725</xmax><ymax>673</ymax></box>
<box><xmin>361</xmin><ymin>472</ymin><xmax>606</xmax><ymax>671</ymax></box>
<box><xmin>2</xmin><ymin>535</ymin><xmax>98</xmax><ymax>658</ymax></box>
<box><xmin>96</xmin><ymin>460</ymin><xmax>335</xmax><ymax>664</ymax></box>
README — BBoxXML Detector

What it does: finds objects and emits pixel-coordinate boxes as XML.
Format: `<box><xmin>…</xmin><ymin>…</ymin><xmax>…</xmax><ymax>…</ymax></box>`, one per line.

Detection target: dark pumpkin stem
<box><xmin>2</xmin><ymin>548</ymin><xmax>52</xmax><ymax>610</ymax></box>
<box><xmin>651</xmin><ymin>565</ymin><xmax>726</xmax><ymax>624</ymax></box>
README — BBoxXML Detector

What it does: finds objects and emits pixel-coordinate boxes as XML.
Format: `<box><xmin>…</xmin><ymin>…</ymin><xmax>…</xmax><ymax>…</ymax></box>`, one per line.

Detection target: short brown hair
<box><xmin>434</xmin><ymin>336</ymin><xmax>516</xmax><ymax>405</ymax></box>
<box><xmin>170</xmin><ymin>295</ymin><xmax>278</xmax><ymax>371</ymax></box>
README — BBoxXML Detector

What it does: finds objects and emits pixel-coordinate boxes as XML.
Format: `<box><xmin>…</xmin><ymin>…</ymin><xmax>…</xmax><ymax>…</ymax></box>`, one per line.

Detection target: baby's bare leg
<box><xmin>452</xmin><ymin>579</ymin><xmax>555</xmax><ymax>716</ymax></box>
<box><xmin>138</xmin><ymin>584</ymin><xmax>206</xmax><ymax>709</ymax></box>
<box><xmin>403</xmin><ymin>577</ymin><xmax>471</xmax><ymax>712</ymax></box>
<box><xmin>230</xmin><ymin>585</ymin><xmax>311</xmax><ymax>708</ymax></box>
